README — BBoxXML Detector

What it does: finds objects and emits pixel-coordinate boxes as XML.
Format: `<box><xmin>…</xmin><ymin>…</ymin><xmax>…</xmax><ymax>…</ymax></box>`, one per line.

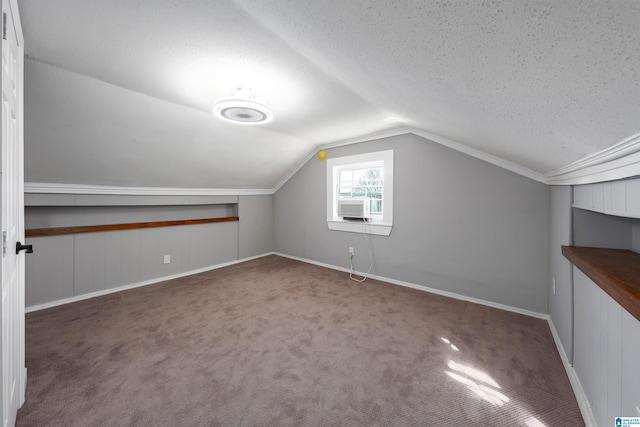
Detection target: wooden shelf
<box><xmin>26</xmin><ymin>216</ymin><xmax>239</xmax><ymax>237</ymax></box>
<box><xmin>562</xmin><ymin>245</ymin><xmax>640</xmax><ymax>321</ymax></box>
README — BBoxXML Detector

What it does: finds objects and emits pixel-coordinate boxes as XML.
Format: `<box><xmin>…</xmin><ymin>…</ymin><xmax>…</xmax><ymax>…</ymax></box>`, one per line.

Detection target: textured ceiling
<box><xmin>17</xmin><ymin>0</ymin><xmax>640</xmax><ymax>189</ymax></box>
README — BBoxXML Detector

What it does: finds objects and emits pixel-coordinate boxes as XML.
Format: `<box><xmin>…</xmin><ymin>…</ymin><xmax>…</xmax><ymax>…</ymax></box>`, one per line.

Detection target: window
<box><xmin>326</xmin><ymin>150</ymin><xmax>393</xmax><ymax>236</ymax></box>
<box><xmin>338</xmin><ymin>165</ymin><xmax>383</xmax><ymax>214</ymax></box>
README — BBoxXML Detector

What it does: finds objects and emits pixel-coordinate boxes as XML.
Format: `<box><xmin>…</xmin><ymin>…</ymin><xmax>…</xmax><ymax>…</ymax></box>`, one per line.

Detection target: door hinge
<box><xmin>2</xmin><ymin>231</ymin><xmax>6</xmax><ymax>257</ymax></box>
<box><xmin>3</xmin><ymin>13</ymin><xmax>6</xmax><ymax>40</ymax></box>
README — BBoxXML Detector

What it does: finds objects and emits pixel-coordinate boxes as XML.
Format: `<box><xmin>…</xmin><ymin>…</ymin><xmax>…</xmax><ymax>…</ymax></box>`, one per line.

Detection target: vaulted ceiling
<box><xmin>18</xmin><ymin>0</ymin><xmax>640</xmax><ymax>190</ymax></box>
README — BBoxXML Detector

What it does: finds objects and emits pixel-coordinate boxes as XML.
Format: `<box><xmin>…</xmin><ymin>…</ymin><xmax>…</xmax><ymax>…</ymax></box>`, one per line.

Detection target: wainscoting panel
<box><xmin>25</xmin><ymin>235</ymin><xmax>75</xmax><ymax>307</ymax></box>
<box><xmin>26</xmin><ymin>221</ymin><xmax>239</xmax><ymax>308</ymax></box>
<box><xmin>184</xmin><ymin>222</ymin><xmax>238</xmax><ymax>271</ymax></box>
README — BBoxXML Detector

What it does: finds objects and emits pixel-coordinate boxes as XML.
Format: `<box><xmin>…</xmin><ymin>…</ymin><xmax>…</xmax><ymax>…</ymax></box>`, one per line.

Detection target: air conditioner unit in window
<box><xmin>337</xmin><ymin>197</ymin><xmax>370</xmax><ymax>220</ymax></box>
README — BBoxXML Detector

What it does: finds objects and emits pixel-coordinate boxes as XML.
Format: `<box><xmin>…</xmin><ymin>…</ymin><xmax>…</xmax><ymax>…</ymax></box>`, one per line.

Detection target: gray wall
<box><xmin>573</xmin><ymin>208</ymin><xmax>633</xmax><ymax>249</ymax></box>
<box><xmin>548</xmin><ymin>186</ymin><xmax>574</xmax><ymax>361</ymax></box>
<box><xmin>238</xmin><ymin>195</ymin><xmax>273</xmax><ymax>259</ymax></box>
<box><xmin>25</xmin><ymin>194</ymin><xmax>273</xmax><ymax>308</ymax></box>
<box><xmin>632</xmin><ymin>221</ymin><xmax>640</xmax><ymax>253</ymax></box>
<box><xmin>274</xmin><ymin>133</ymin><xmax>551</xmax><ymax>313</ymax></box>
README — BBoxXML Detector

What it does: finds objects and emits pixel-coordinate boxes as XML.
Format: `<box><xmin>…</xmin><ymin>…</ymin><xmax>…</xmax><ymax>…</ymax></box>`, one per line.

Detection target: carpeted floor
<box><xmin>17</xmin><ymin>255</ymin><xmax>584</xmax><ymax>426</ymax></box>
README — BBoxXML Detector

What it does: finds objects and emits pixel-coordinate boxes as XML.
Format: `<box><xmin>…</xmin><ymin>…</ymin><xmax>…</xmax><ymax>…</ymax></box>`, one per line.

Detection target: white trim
<box><xmin>320</xmin><ymin>127</ymin><xmax>417</xmax><ymax>151</ymax></box>
<box><xmin>274</xmin><ymin>252</ymin><xmax>547</xmax><ymax>319</ymax></box>
<box><xmin>273</xmin><ymin>127</ymin><xmax>546</xmax><ymax>193</ymax></box>
<box><xmin>545</xmin><ymin>131</ymin><xmax>640</xmax><ymax>185</ymax></box>
<box><xmin>326</xmin><ymin>220</ymin><xmax>392</xmax><ymax>236</ymax></box>
<box><xmin>571</xmin><ymin>203</ymin><xmax>640</xmax><ymax>220</ymax></box>
<box><xmin>272</xmin><ymin>150</ymin><xmax>319</xmax><ymax>193</ymax></box>
<box><xmin>326</xmin><ymin>150</ymin><xmax>394</xmax><ymax>235</ymax></box>
<box><xmin>25</xmin><ymin>252</ymin><xmax>274</xmax><ymax>313</ymax></box>
<box><xmin>274</xmin><ymin>127</ymin><xmax>640</xmax><ymax>190</ymax></box>
<box><xmin>407</xmin><ymin>128</ymin><xmax>547</xmax><ymax>183</ymax></box>
<box><xmin>9</xmin><ymin>0</ymin><xmax>24</xmax><ymax>46</ymax></box>
<box><xmin>548</xmin><ymin>318</ymin><xmax>596</xmax><ymax>427</ymax></box>
<box><xmin>24</xmin><ymin>182</ymin><xmax>273</xmax><ymax>196</ymax></box>
<box><xmin>314</xmin><ymin>126</ymin><xmax>543</xmax><ymax>184</ymax></box>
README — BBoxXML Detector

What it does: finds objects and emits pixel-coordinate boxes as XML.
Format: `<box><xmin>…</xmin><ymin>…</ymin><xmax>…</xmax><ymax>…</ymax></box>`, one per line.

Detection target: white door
<box><xmin>1</xmin><ymin>0</ymin><xmax>24</xmax><ymax>426</ymax></box>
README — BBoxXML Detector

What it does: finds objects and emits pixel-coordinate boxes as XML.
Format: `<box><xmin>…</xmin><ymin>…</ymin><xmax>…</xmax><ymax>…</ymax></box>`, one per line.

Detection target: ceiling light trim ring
<box><xmin>213</xmin><ymin>87</ymin><xmax>273</xmax><ymax>125</ymax></box>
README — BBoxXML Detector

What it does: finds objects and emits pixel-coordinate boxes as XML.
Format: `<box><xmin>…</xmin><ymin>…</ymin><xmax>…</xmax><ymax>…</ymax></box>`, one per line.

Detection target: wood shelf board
<box><xmin>26</xmin><ymin>216</ymin><xmax>239</xmax><ymax>237</ymax></box>
<box><xmin>562</xmin><ymin>245</ymin><xmax>640</xmax><ymax>321</ymax></box>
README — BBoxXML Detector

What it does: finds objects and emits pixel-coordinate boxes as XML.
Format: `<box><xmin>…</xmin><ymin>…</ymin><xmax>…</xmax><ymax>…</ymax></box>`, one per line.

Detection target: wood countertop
<box><xmin>562</xmin><ymin>246</ymin><xmax>640</xmax><ymax>322</ymax></box>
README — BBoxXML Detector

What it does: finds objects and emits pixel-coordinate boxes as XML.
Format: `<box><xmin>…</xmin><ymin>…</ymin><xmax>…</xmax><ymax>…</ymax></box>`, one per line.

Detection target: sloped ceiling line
<box><xmin>18</xmin><ymin>1</ymin><xmax>640</xmax><ymax>190</ymax></box>
<box><xmin>26</xmin><ymin>126</ymin><xmax>640</xmax><ymax>196</ymax></box>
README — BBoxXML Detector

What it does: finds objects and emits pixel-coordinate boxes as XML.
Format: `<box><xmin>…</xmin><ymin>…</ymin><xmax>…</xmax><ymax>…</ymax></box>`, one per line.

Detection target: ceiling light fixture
<box><xmin>212</xmin><ymin>86</ymin><xmax>273</xmax><ymax>124</ymax></box>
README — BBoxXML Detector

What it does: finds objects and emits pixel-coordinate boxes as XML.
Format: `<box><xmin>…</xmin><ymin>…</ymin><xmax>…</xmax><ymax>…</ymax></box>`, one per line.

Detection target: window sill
<box><xmin>326</xmin><ymin>219</ymin><xmax>392</xmax><ymax>236</ymax></box>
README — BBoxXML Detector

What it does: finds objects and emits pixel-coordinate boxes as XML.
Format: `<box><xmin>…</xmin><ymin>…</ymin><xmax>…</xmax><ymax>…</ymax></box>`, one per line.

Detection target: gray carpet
<box><xmin>17</xmin><ymin>255</ymin><xmax>584</xmax><ymax>426</ymax></box>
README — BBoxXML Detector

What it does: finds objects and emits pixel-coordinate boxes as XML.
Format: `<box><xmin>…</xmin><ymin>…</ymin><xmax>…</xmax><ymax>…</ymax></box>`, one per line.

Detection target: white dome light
<box><xmin>213</xmin><ymin>86</ymin><xmax>273</xmax><ymax>124</ymax></box>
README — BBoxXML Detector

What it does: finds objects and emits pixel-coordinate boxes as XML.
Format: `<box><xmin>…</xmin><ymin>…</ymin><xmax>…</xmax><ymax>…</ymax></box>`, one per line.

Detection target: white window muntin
<box><xmin>326</xmin><ymin>150</ymin><xmax>393</xmax><ymax>236</ymax></box>
<box><xmin>337</xmin><ymin>164</ymin><xmax>383</xmax><ymax>214</ymax></box>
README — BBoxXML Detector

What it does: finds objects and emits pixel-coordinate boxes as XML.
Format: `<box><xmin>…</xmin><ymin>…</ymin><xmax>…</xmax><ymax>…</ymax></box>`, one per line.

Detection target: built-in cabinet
<box><xmin>573</xmin><ymin>177</ymin><xmax>640</xmax><ymax>218</ymax></box>
<box><xmin>568</xmin><ymin>177</ymin><xmax>640</xmax><ymax>426</ymax></box>
<box><xmin>573</xmin><ymin>268</ymin><xmax>640</xmax><ymax>425</ymax></box>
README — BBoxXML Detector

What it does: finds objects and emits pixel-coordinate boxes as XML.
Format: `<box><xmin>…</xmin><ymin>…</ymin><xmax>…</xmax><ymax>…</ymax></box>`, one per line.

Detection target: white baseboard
<box><xmin>548</xmin><ymin>318</ymin><xmax>596</xmax><ymax>427</ymax></box>
<box><xmin>274</xmin><ymin>252</ymin><xmax>547</xmax><ymax>319</ymax></box>
<box><xmin>25</xmin><ymin>252</ymin><xmax>274</xmax><ymax>313</ymax></box>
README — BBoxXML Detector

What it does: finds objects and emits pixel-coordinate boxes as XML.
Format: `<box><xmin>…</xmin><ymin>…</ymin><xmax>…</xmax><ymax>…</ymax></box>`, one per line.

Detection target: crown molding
<box><xmin>24</xmin><ymin>182</ymin><xmax>273</xmax><ymax>196</ymax></box>
<box><xmin>545</xmin><ymin>131</ymin><xmax>640</xmax><ymax>185</ymax></box>
<box><xmin>273</xmin><ymin>127</ymin><xmax>545</xmax><ymax>193</ymax></box>
<box><xmin>406</xmin><ymin>128</ymin><xmax>546</xmax><ymax>183</ymax></box>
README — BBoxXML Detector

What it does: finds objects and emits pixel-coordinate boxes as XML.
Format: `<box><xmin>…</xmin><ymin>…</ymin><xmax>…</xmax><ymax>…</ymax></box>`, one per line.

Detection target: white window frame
<box><xmin>326</xmin><ymin>150</ymin><xmax>393</xmax><ymax>236</ymax></box>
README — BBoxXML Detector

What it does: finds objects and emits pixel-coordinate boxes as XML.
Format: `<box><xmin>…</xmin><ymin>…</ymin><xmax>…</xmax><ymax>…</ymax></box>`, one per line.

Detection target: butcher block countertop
<box><xmin>562</xmin><ymin>245</ymin><xmax>640</xmax><ymax>322</ymax></box>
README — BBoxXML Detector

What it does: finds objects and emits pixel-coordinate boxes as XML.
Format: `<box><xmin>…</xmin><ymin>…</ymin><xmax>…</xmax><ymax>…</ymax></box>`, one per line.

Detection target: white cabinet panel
<box><xmin>573</xmin><ymin>266</ymin><xmax>640</xmax><ymax>425</ymax></box>
<box><xmin>574</xmin><ymin>185</ymin><xmax>592</xmax><ymax>209</ymax></box>
<box><xmin>603</xmin><ymin>182</ymin><xmax>613</xmax><ymax>213</ymax></box>
<box><xmin>592</xmin><ymin>183</ymin><xmax>605</xmax><ymax>211</ymax></box>
<box><xmin>605</xmin><ymin>295</ymin><xmax>622</xmax><ymax>425</ymax></box>
<box><xmin>621</xmin><ymin>310</ymin><xmax>640</xmax><ymax>418</ymax></box>
<box><xmin>611</xmin><ymin>180</ymin><xmax>627</xmax><ymax>214</ymax></box>
<box><xmin>573</xmin><ymin>267</ymin><xmax>597</xmax><ymax>406</ymax></box>
<box><xmin>627</xmin><ymin>179</ymin><xmax>640</xmax><ymax>216</ymax></box>
<box><xmin>573</xmin><ymin>177</ymin><xmax>640</xmax><ymax>218</ymax></box>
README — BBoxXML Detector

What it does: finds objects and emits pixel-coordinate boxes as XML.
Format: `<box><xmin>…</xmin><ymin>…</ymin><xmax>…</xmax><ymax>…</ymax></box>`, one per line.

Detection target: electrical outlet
<box><xmin>349</xmin><ymin>247</ymin><xmax>354</xmax><ymax>256</ymax></box>
<box><xmin>552</xmin><ymin>277</ymin><xmax>556</xmax><ymax>295</ymax></box>
<box><xmin>163</xmin><ymin>254</ymin><xmax>171</xmax><ymax>264</ymax></box>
